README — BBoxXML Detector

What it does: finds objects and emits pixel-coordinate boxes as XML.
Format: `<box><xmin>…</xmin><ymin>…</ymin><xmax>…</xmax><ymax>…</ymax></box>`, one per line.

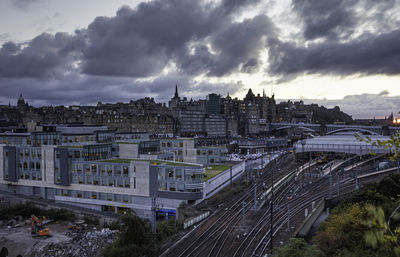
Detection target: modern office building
<box><xmin>0</xmin><ymin>126</ymin><xmax>205</xmax><ymax>220</ymax></box>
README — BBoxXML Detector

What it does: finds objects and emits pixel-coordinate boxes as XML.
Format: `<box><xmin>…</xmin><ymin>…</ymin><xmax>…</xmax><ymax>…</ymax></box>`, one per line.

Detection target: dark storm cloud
<box><xmin>0</xmin><ymin>0</ymin><xmax>267</xmax><ymax>106</ymax></box>
<box><xmin>292</xmin><ymin>0</ymin><xmax>397</xmax><ymax>40</ymax></box>
<box><xmin>292</xmin><ymin>0</ymin><xmax>358</xmax><ymax>40</ymax></box>
<box><xmin>82</xmin><ymin>0</ymin><xmax>210</xmax><ymax>77</ymax></box>
<box><xmin>178</xmin><ymin>15</ymin><xmax>275</xmax><ymax>76</ymax></box>
<box><xmin>268</xmin><ymin>29</ymin><xmax>400</xmax><ymax>77</ymax></box>
<box><xmin>1</xmin><ymin>0</ymin><xmax>268</xmax><ymax>80</ymax></box>
<box><xmin>82</xmin><ymin>0</ymin><xmax>271</xmax><ymax>77</ymax></box>
<box><xmin>0</xmin><ymin>73</ymin><xmax>243</xmax><ymax>106</ymax></box>
<box><xmin>0</xmin><ymin>32</ymin><xmax>84</xmax><ymax>78</ymax></box>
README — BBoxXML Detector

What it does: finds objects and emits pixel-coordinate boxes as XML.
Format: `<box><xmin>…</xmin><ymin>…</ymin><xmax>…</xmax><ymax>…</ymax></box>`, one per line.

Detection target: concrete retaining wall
<box><xmin>295</xmin><ymin>199</ymin><xmax>325</xmax><ymax>237</ymax></box>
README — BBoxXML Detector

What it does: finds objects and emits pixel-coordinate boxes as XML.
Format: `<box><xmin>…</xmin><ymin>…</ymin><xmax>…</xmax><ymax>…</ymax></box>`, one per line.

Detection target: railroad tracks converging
<box><xmin>163</xmin><ymin>154</ymin><xmax>398</xmax><ymax>257</ymax></box>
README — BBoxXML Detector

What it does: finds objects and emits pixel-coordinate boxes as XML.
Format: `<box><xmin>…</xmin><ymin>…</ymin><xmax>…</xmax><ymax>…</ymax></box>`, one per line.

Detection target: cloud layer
<box><xmin>0</xmin><ymin>0</ymin><xmax>400</xmax><ymax>118</ymax></box>
<box><xmin>298</xmin><ymin>91</ymin><xmax>400</xmax><ymax>119</ymax></box>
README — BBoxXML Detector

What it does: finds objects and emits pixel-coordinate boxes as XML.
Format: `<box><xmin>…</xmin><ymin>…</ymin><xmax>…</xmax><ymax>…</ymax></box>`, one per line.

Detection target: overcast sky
<box><xmin>0</xmin><ymin>0</ymin><xmax>399</xmax><ymax>118</ymax></box>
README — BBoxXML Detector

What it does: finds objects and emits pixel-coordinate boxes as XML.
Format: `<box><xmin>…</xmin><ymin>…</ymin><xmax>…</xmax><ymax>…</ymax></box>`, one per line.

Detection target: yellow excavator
<box><xmin>31</xmin><ymin>214</ymin><xmax>50</xmax><ymax>237</ymax></box>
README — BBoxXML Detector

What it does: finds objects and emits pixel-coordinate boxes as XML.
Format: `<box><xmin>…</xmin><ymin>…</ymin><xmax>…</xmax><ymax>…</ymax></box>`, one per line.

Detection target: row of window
<box><xmin>18</xmin><ymin>161</ymin><xmax>41</xmax><ymax>170</ymax></box>
<box><xmin>71</xmin><ymin>163</ymin><xmax>130</xmax><ymax>176</ymax></box>
<box><xmin>55</xmin><ymin>189</ymin><xmax>131</xmax><ymax>203</ymax></box>
<box><xmin>70</xmin><ymin>175</ymin><xmax>134</xmax><ymax>188</ymax></box>
<box><xmin>63</xmin><ymin>136</ymin><xmax>95</xmax><ymax>143</ymax></box>
<box><xmin>18</xmin><ymin>171</ymin><xmax>42</xmax><ymax>180</ymax></box>
<box><xmin>161</xmin><ymin>142</ymin><xmax>184</xmax><ymax>148</ymax></box>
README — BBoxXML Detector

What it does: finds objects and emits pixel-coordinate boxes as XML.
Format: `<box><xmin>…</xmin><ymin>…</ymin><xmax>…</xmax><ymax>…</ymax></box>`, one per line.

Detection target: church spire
<box><xmin>174</xmin><ymin>84</ymin><xmax>179</xmax><ymax>98</ymax></box>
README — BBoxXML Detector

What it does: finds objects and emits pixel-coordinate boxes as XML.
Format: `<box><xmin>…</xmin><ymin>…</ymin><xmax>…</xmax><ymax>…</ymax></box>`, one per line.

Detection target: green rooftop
<box><xmin>204</xmin><ymin>164</ymin><xmax>234</xmax><ymax>181</ymax></box>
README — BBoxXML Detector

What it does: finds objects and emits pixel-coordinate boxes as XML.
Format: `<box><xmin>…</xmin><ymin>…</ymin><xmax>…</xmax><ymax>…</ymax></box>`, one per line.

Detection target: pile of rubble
<box><xmin>38</xmin><ymin>228</ymin><xmax>117</xmax><ymax>257</ymax></box>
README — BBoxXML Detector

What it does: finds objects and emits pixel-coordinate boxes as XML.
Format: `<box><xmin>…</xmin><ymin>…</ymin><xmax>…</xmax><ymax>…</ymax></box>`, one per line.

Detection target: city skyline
<box><xmin>0</xmin><ymin>0</ymin><xmax>399</xmax><ymax>118</ymax></box>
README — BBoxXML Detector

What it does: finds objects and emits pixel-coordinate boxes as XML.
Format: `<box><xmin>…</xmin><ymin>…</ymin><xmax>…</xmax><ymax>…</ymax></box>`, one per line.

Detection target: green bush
<box><xmin>103</xmin><ymin>214</ymin><xmax>156</xmax><ymax>257</ymax></box>
<box><xmin>0</xmin><ymin>202</ymin><xmax>41</xmax><ymax>220</ymax></box>
<box><xmin>156</xmin><ymin>220</ymin><xmax>179</xmax><ymax>242</ymax></box>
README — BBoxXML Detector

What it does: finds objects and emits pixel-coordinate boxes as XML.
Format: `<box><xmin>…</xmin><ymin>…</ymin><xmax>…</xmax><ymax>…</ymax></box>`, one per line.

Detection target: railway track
<box><xmin>163</xmin><ymin>152</ymin><xmax>303</xmax><ymax>257</ymax></box>
<box><xmin>165</xmin><ymin>154</ymin><xmax>398</xmax><ymax>257</ymax></box>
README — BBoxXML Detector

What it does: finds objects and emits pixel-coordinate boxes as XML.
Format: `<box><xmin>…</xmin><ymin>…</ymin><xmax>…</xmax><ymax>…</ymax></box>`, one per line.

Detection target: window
<box><xmin>107</xmin><ymin>166</ymin><xmax>113</xmax><ymax>175</ymax></box>
<box><xmin>123</xmin><ymin>166</ymin><xmax>129</xmax><ymax>175</ymax></box>
<box><xmin>107</xmin><ymin>193</ymin><xmax>113</xmax><ymax>201</ymax></box>
<box><xmin>118</xmin><ymin>177</ymin><xmax>123</xmax><ymax>187</ymax></box>
<box><xmin>176</xmin><ymin>169</ymin><xmax>182</xmax><ymax>180</ymax></box>
<box><xmin>92</xmin><ymin>192</ymin><xmax>97</xmax><ymax>199</ymax></box>
<box><xmin>133</xmin><ymin>177</ymin><xmax>136</xmax><ymax>189</ymax></box>
<box><xmin>123</xmin><ymin>195</ymin><xmax>129</xmax><ymax>203</ymax></box>
<box><xmin>99</xmin><ymin>193</ymin><xmax>106</xmax><ymax>200</ymax></box>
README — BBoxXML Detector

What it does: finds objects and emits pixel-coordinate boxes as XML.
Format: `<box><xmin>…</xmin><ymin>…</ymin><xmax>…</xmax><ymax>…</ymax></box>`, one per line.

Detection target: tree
<box><xmin>274</xmin><ymin>238</ymin><xmax>321</xmax><ymax>257</ymax></box>
<box><xmin>103</xmin><ymin>214</ymin><xmax>156</xmax><ymax>257</ymax></box>
<box><xmin>363</xmin><ymin>204</ymin><xmax>400</xmax><ymax>256</ymax></box>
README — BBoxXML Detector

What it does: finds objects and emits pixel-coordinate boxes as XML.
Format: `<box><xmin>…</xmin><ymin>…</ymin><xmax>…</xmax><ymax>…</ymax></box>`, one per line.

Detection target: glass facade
<box><xmin>70</xmin><ymin>161</ymin><xmax>130</xmax><ymax>188</ymax></box>
<box><xmin>3</xmin><ymin>146</ymin><xmax>42</xmax><ymax>181</ymax></box>
<box><xmin>82</xmin><ymin>144</ymin><xmax>112</xmax><ymax>161</ymax></box>
<box><xmin>96</xmin><ymin>131</ymin><xmax>115</xmax><ymax>143</ymax></box>
<box><xmin>157</xmin><ymin>165</ymin><xmax>204</xmax><ymax>193</ymax></box>
<box><xmin>16</xmin><ymin>147</ymin><xmax>42</xmax><ymax>180</ymax></box>
<box><xmin>139</xmin><ymin>140</ymin><xmax>160</xmax><ymax>154</ymax></box>
<box><xmin>31</xmin><ymin>132</ymin><xmax>61</xmax><ymax>146</ymax></box>
<box><xmin>55</xmin><ymin>189</ymin><xmax>131</xmax><ymax>203</ymax></box>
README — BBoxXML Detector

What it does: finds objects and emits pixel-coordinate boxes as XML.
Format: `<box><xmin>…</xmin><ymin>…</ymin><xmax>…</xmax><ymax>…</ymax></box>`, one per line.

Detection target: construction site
<box><xmin>0</xmin><ymin>193</ymin><xmax>118</xmax><ymax>257</ymax></box>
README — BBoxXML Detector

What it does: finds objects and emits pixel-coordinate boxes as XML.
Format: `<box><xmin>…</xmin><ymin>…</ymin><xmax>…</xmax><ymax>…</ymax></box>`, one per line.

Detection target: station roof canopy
<box><xmin>294</xmin><ymin>132</ymin><xmax>393</xmax><ymax>155</ymax></box>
